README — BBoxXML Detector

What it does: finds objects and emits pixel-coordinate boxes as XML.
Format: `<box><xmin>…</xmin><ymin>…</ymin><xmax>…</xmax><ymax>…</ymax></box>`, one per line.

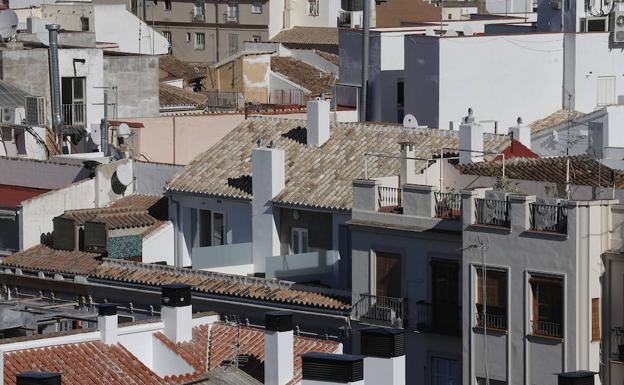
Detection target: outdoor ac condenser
<box><xmin>612</xmin><ymin>11</ymin><xmax>624</xmax><ymax>43</ymax></box>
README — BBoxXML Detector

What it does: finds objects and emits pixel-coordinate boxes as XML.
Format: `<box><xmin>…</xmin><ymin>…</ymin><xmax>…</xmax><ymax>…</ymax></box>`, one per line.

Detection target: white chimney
<box><xmin>252</xmin><ymin>147</ymin><xmax>285</xmax><ymax>273</ymax></box>
<box><xmin>161</xmin><ymin>283</ymin><xmax>193</xmax><ymax>343</ymax></box>
<box><xmin>399</xmin><ymin>142</ymin><xmax>417</xmax><ymax>186</ymax></box>
<box><xmin>307</xmin><ymin>98</ymin><xmax>330</xmax><ymax>147</ymax></box>
<box><xmin>97</xmin><ymin>303</ymin><xmax>118</xmax><ymax>345</ymax></box>
<box><xmin>301</xmin><ymin>353</ymin><xmax>365</xmax><ymax>385</ymax></box>
<box><xmin>459</xmin><ymin>108</ymin><xmax>484</xmax><ymax>164</ymax></box>
<box><xmin>361</xmin><ymin>328</ymin><xmax>405</xmax><ymax>385</ymax></box>
<box><xmin>509</xmin><ymin>117</ymin><xmax>531</xmax><ymax>150</ymax></box>
<box><xmin>265</xmin><ymin>311</ymin><xmax>294</xmax><ymax>385</ymax></box>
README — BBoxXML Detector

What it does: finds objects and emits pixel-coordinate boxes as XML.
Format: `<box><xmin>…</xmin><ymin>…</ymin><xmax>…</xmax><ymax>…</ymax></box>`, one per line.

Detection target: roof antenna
<box><xmin>255</xmin><ymin>138</ymin><xmax>263</xmax><ymax>147</ymax></box>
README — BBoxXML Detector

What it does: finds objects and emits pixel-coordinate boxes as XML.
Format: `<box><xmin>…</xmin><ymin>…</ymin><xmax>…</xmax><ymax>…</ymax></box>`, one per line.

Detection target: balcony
<box><xmin>414</xmin><ymin>301</ymin><xmax>461</xmax><ymax>335</ymax></box>
<box><xmin>529</xmin><ymin>203</ymin><xmax>568</xmax><ymax>234</ymax></box>
<box><xmin>223</xmin><ymin>12</ymin><xmax>239</xmax><ymax>23</ymax></box>
<box><xmin>265</xmin><ymin>250</ymin><xmax>340</xmax><ymax>287</ymax></box>
<box><xmin>434</xmin><ymin>192</ymin><xmax>462</xmax><ymax>220</ymax></box>
<box><xmin>475</xmin><ymin>198</ymin><xmax>510</xmax><ymax>227</ymax></box>
<box><xmin>378</xmin><ymin>186</ymin><xmax>402</xmax><ymax>213</ymax></box>
<box><xmin>352</xmin><ymin>293</ymin><xmax>406</xmax><ymax>328</ymax></box>
<box><xmin>475</xmin><ymin>311</ymin><xmax>507</xmax><ymax>331</ymax></box>
<box><xmin>530</xmin><ymin>319</ymin><xmax>562</xmax><ymax>338</ymax></box>
<box><xmin>62</xmin><ymin>103</ymin><xmax>86</xmax><ymax>127</ymax></box>
<box><xmin>191</xmin><ymin>242</ymin><xmax>253</xmax><ymax>274</ymax></box>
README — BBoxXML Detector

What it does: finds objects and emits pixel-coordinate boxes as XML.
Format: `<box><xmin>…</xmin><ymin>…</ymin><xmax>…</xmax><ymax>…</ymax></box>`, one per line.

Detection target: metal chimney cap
<box><xmin>45</xmin><ymin>24</ymin><xmax>60</xmax><ymax>31</ymax></box>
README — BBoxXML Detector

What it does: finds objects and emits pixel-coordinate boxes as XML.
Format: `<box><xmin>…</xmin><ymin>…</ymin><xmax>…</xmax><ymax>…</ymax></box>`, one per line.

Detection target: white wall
<box><xmin>142</xmin><ymin>222</ymin><xmax>174</xmax><ymax>265</ymax></box>
<box><xmin>287</xmin><ymin>0</ymin><xmax>339</xmax><ymax>28</ymax></box>
<box><xmin>94</xmin><ymin>4</ymin><xmax>168</xmax><ymax>55</ymax></box>
<box><xmin>269</xmin><ymin>0</ymin><xmax>285</xmax><ymax>38</ymax></box>
<box><xmin>151</xmin><ymin>335</ymin><xmax>195</xmax><ymax>377</ymax></box>
<box><xmin>19</xmin><ymin>178</ymin><xmax>95</xmax><ymax>249</ymax></box>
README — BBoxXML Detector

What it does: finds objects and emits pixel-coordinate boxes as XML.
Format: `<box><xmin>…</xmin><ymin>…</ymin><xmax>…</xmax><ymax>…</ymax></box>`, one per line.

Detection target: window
<box><xmin>186</xmin><ymin>32</ymin><xmax>191</xmax><ymax>42</ymax></box>
<box><xmin>251</xmin><ymin>1</ymin><xmax>262</xmax><ymax>13</ymax></box>
<box><xmin>396</xmin><ymin>80</ymin><xmax>404</xmax><ymax>107</ymax></box>
<box><xmin>228</xmin><ymin>33</ymin><xmax>238</xmax><ymax>55</ymax></box>
<box><xmin>163</xmin><ymin>31</ymin><xmax>172</xmax><ymax>53</ymax></box>
<box><xmin>308</xmin><ymin>0</ymin><xmax>319</xmax><ymax>16</ymax></box>
<box><xmin>195</xmin><ymin>32</ymin><xmax>205</xmax><ymax>50</ymax></box>
<box><xmin>252</xmin><ymin>35</ymin><xmax>261</xmax><ymax>42</ymax></box>
<box><xmin>212</xmin><ymin>212</ymin><xmax>225</xmax><ymax>246</ymax></box>
<box><xmin>475</xmin><ymin>268</ymin><xmax>507</xmax><ymax>330</ymax></box>
<box><xmin>529</xmin><ymin>275</ymin><xmax>563</xmax><ymax>338</ymax></box>
<box><xmin>431</xmin><ymin>261</ymin><xmax>460</xmax><ymax>332</ymax></box>
<box><xmin>431</xmin><ymin>357</ymin><xmax>460</xmax><ymax>385</ymax></box>
<box><xmin>193</xmin><ymin>0</ymin><xmax>205</xmax><ymax>20</ymax></box>
<box><xmin>597</xmin><ymin>76</ymin><xmax>616</xmax><ymax>106</ymax></box>
<box><xmin>226</xmin><ymin>1</ymin><xmax>239</xmax><ymax>22</ymax></box>
<box><xmin>80</xmin><ymin>17</ymin><xmax>89</xmax><ymax>31</ymax></box>
<box><xmin>592</xmin><ymin>298</ymin><xmax>600</xmax><ymax>341</ymax></box>
<box><xmin>290</xmin><ymin>227</ymin><xmax>308</xmax><ymax>254</ymax></box>
<box><xmin>198</xmin><ymin>210</ymin><xmax>226</xmax><ymax>247</ymax></box>
<box><xmin>375</xmin><ymin>251</ymin><xmax>402</xmax><ymax>298</ymax></box>
<box><xmin>61</xmin><ymin>77</ymin><xmax>86</xmax><ymax>126</ymax></box>
<box><xmin>164</xmin><ymin>0</ymin><xmax>171</xmax><ymax>10</ymax></box>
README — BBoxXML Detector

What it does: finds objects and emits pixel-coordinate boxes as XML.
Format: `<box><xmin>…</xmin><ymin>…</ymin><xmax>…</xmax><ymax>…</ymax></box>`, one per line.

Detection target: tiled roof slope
<box><xmin>109</xmin><ymin>194</ymin><xmax>163</xmax><ymax>210</ymax></box>
<box><xmin>160</xmin><ymin>84</ymin><xmax>208</xmax><ymax>108</ymax></box>
<box><xmin>2</xmin><ymin>244</ymin><xmax>100</xmax><ymax>275</ymax></box>
<box><xmin>186</xmin><ymin>367</ymin><xmax>262</xmax><ymax>385</ymax></box>
<box><xmin>316</xmin><ymin>50</ymin><xmax>339</xmax><ymax>66</ymax></box>
<box><xmin>93</xmin><ymin>259</ymin><xmax>350</xmax><ymax>311</ymax></box>
<box><xmin>270</xmin><ymin>27</ymin><xmax>338</xmax><ymax>45</ymax></box>
<box><xmin>166</xmin><ymin>117</ymin><xmax>510</xmax><ymax>211</ymax></box>
<box><xmin>270</xmin><ymin>56</ymin><xmax>335</xmax><ymax>96</ymax></box>
<box><xmin>3</xmin><ymin>340</ymin><xmax>169</xmax><ymax>385</ymax></box>
<box><xmin>160</xmin><ymin>55</ymin><xmax>207</xmax><ymax>81</ymax></box>
<box><xmin>0</xmin><ymin>184</ymin><xmax>49</xmax><ymax>209</ymax></box>
<box><xmin>530</xmin><ymin>109</ymin><xmax>585</xmax><ymax>134</ymax></box>
<box><xmin>457</xmin><ymin>154</ymin><xmax>624</xmax><ymax>188</ymax></box>
<box><xmin>156</xmin><ymin>322</ymin><xmax>339</xmax><ymax>384</ymax></box>
<box><xmin>376</xmin><ymin>0</ymin><xmax>441</xmax><ymax>27</ymax></box>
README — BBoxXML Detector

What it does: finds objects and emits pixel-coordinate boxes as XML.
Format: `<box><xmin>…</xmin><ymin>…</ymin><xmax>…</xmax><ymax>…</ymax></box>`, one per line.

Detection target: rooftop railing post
<box><xmin>402</xmin><ymin>184</ymin><xmax>436</xmax><ymax>217</ymax></box>
<box><xmin>352</xmin><ymin>179</ymin><xmax>380</xmax><ymax>212</ymax></box>
<box><xmin>461</xmin><ymin>190</ymin><xmax>479</xmax><ymax>228</ymax></box>
<box><xmin>509</xmin><ymin>194</ymin><xmax>534</xmax><ymax>232</ymax></box>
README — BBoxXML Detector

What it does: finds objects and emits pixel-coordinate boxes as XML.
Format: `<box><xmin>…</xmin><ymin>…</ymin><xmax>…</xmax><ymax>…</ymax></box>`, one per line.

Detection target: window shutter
<box><xmin>592</xmin><ymin>298</ymin><xmax>600</xmax><ymax>341</ymax></box>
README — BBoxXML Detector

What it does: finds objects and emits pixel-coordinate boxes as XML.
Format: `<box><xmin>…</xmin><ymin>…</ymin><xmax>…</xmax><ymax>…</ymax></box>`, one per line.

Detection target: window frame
<box><xmin>474</xmin><ymin>267</ymin><xmax>508</xmax><ymax>331</ymax></box>
<box><xmin>194</xmin><ymin>32</ymin><xmax>206</xmax><ymax>50</ymax></box>
<box><xmin>80</xmin><ymin>16</ymin><xmax>89</xmax><ymax>31</ymax></box>
<box><xmin>211</xmin><ymin>211</ymin><xmax>226</xmax><ymax>246</ymax></box>
<box><xmin>164</xmin><ymin>0</ymin><xmax>172</xmax><ymax>10</ymax></box>
<box><xmin>290</xmin><ymin>227</ymin><xmax>308</xmax><ymax>254</ymax></box>
<box><xmin>529</xmin><ymin>274</ymin><xmax>564</xmax><ymax>339</ymax></box>
<box><xmin>251</xmin><ymin>1</ymin><xmax>262</xmax><ymax>14</ymax></box>
<box><xmin>185</xmin><ymin>32</ymin><xmax>191</xmax><ymax>42</ymax></box>
<box><xmin>307</xmin><ymin>0</ymin><xmax>319</xmax><ymax>16</ymax></box>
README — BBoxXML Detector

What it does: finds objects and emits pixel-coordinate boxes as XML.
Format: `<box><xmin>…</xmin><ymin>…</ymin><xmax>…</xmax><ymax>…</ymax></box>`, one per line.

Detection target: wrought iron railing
<box><xmin>611</xmin><ymin>327</ymin><xmax>624</xmax><ymax>361</ymax></box>
<box><xmin>475</xmin><ymin>198</ymin><xmax>510</xmax><ymax>227</ymax></box>
<box><xmin>352</xmin><ymin>293</ymin><xmax>406</xmax><ymax>328</ymax></box>
<box><xmin>529</xmin><ymin>203</ymin><xmax>568</xmax><ymax>234</ymax></box>
<box><xmin>434</xmin><ymin>192</ymin><xmax>462</xmax><ymax>220</ymax></box>
<box><xmin>378</xmin><ymin>186</ymin><xmax>401</xmax><ymax>210</ymax></box>
<box><xmin>530</xmin><ymin>319</ymin><xmax>562</xmax><ymax>338</ymax></box>
<box><xmin>414</xmin><ymin>300</ymin><xmax>461</xmax><ymax>334</ymax></box>
<box><xmin>62</xmin><ymin>103</ymin><xmax>86</xmax><ymax>126</ymax></box>
<box><xmin>475</xmin><ymin>312</ymin><xmax>507</xmax><ymax>330</ymax></box>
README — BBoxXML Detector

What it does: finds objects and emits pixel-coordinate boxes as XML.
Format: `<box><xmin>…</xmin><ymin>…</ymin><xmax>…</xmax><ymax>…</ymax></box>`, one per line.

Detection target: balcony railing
<box><xmin>338</xmin><ymin>10</ymin><xmax>352</xmax><ymax>27</ymax></box>
<box><xmin>414</xmin><ymin>301</ymin><xmax>461</xmax><ymax>334</ymax></box>
<box><xmin>352</xmin><ymin>293</ymin><xmax>406</xmax><ymax>328</ymax></box>
<box><xmin>529</xmin><ymin>203</ymin><xmax>568</xmax><ymax>234</ymax></box>
<box><xmin>224</xmin><ymin>12</ymin><xmax>239</xmax><ymax>23</ymax></box>
<box><xmin>378</xmin><ymin>186</ymin><xmax>401</xmax><ymax>212</ymax></box>
<box><xmin>434</xmin><ymin>192</ymin><xmax>462</xmax><ymax>220</ymax></box>
<box><xmin>475</xmin><ymin>198</ymin><xmax>510</xmax><ymax>227</ymax></box>
<box><xmin>611</xmin><ymin>327</ymin><xmax>624</xmax><ymax>361</ymax></box>
<box><xmin>475</xmin><ymin>312</ymin><xmax>507</xmax><ymax>331</ymax></box>
<box><xmin>62</xmin><ymin>103</ymin><xmax>86</xmax><ymax>126</ymax></box>
<box><xmin>530</xmin><ymin>319</ymin><xmax>562</xmax><ymax>338</ymax></box>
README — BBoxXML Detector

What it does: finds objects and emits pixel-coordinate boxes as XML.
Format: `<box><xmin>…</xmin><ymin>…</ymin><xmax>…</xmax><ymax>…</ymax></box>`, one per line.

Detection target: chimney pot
<box><xmin>307</xmin><ymin>99</ymin><xmax>331</xmax><ymax>147</ymax></box>
<box><xmin>459</xmin><ymin>118</ymin><xmax>484</xmax><ymax>165</ymax></box>
<box><xmin>266</xmin><ymin>311</ymin><xmax>293</xmax><ymax>332</ymax></box>
<box><xmin>16</xmin><ymin>372</ymin><xmax>61</xmax><ymax>385</ymax></box>
<box><xmin>360</xmin><ymin>328</ymin><xmax>405</xmax><ymax>385</ymax></box>
<box><xmin>97</xmin><ymin>303</ymin><xmax>118</xmax><ymax>345</ymax></box>
<box><xmin>265</xmin><ymin>311</ymin><xmax>294</xmax><ymax>385</ymax></box>
<box><xmin>301</xmin><ymin>353</ymin><xmax>365</xmax><ymax>385</ymax></box>
<box><xmin>161</xmin><ymin>283</ymin><xmax>193</xmax><ymax>343</ymax></box>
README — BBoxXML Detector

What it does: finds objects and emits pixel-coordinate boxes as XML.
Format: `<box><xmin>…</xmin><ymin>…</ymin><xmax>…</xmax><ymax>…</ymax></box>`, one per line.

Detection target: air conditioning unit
<box><xmin>1</xmin><ymin>107</ymin><xmax>15</xmax><ymax>124</ymax></box>
<box><xmin>612</xmin><ymin>11</ymin><xmax>624</xmax><ymax>43</ymax></box>
<box><xmin>25</xmin><ymin>96</ymin><xmax>46</xmax><ymax>126</ymax></box>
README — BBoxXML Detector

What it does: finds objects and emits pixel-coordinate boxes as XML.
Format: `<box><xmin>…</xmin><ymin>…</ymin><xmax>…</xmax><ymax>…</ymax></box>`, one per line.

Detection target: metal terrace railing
<box><xmin>475</xmin><ymin>198</ymin><xmax>510</xmax><ymax>227</ymax></box>
<box><xmin>378</xmin><ymin>186</ymin><xmax>401</xmax><ymax>211</ymax></box>
<box><xmin>530</xmin><ymin>320</ymin><xmax>562</xmax><ymax>338</ymax></box>
<box><xmin>414</xmin><ymin>301</ymin><xmax>461</xmax><ymax>334</ymax></box>
<box><xmin>529</xmin><ymin>203</ymin><xmax>568</xmax><ymax>234</ymax></box>
<box><xmin>352</xmin><ymin>293</ymin><xmax>406</xmax><ymax>328</ymax></box>
<box><xmin>62</xmin><ymin>103</ymin><xmax>86</xmax><ymax>126</ymax></box>
<box><xmin>475</xmin><ymin>312</ymin><xmax>507</xmax><ymax>331</ymax></box>
<box><xmin>434</xmin><ymin>192</ymin><xmax>462</xmax><ymax>220</ymax></box>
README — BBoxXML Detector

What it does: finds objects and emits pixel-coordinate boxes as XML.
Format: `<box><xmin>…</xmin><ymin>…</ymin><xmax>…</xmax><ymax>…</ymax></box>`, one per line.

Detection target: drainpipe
<box><xmin>215</xmin><ymin>0</ymin><xmax>220</xmax><ymax>62</ymax></box>
<box><xmin>171</xmin><ymin>196</ymin><xmax>183</xmax><ymax>267</ymax></box>
<box><xmin>46</xmin><ymin>24</ymin><xmax>63</xmax><ymax>136</ymax></box>
<box><xmin>359</xmin><ymin>0</ymin><xmax>369</xmax><ymax>122</ymax></box>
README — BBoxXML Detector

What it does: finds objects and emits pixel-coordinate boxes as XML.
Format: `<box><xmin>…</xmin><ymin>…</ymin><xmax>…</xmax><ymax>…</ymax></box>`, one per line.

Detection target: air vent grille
<box><xmin>361</xmin><ymin>328</ymin><xmax>406</xmax><ymax>358</ymax></box>
<box><xmin>302</xmin><ymin>353</ymin><xmax>364</xmax><ymax>383</ymax></box>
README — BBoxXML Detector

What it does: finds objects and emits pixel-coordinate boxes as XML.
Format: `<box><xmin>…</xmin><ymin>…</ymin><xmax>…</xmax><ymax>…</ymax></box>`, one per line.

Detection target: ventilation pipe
<box><xmin>16</xmin><ymin>372</ymin><xmax>61</xmax><ymax>385</ymax></box>
<box><xmin>359</xmin><ymin>0</ymin><xmax>370</xmax><ymax>122</ymax></box>
<box><xmin>161</xmin><ymin>283</ymin><xmax>193</xmax><ymax>343</ymax></box>
<box><xmin>302</xmin><ymin>353</ymin><xmax>365</xmax><ymax>385</ymax></box>
<box><xmin>509</xmin><ymin>116</ymin><xmax>531</xmax><ymax>150</ymax></box>
<box><xmin>46</xmin><ymin>24</ymin><xmax>63</xmax><ymax>136</ymax></box>
<box><xmin>264</xmin><ymin>311</ymin><xmax>294</xmax><ymax>385</ymax></box>
<box><xmin>97</xmin><ymin>303</ymin><xmax>118</xmax><ymax>345</ymax></box>
<box><xmin>459</xmin><ymin>108</ymin><xmax>484</xmax><ymax>165</ymax></box>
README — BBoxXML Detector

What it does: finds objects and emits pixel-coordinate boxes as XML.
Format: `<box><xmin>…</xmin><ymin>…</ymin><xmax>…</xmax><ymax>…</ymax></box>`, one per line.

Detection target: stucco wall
<box><xmin>134</xmin><ymin>161</ymin><xmax>183</xmax><ymax>195</ymax></box>
<box><xmin>142</xmin><ymin>222</ymin><xmax>175</xmax><ymax>265</ymax></box>
<box><xmin>103</xmin><ymin>55</ymin><xmax>159</xmax><ymax>119</ymax></box>
<box><xmin>0</xmin><ymin>158</ymin><xmax>90</xmax><ymax>189</ymax></box>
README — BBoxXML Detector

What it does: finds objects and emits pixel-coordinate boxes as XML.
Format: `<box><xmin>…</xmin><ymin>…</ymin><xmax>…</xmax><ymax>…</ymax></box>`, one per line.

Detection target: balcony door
<box><xmin>375</xmin><ymin>251</ymin><xmax>402</xmax><ymax>298</ymax></box>
<box><xmin>61</xmin><ymin>77</ymin><xmax>86</xmax><ymax>126</ymax></box>
<box><xmin>432</xmin><ymin>261</ymin><xmax>460</xmax><ymax>331</ymax></box>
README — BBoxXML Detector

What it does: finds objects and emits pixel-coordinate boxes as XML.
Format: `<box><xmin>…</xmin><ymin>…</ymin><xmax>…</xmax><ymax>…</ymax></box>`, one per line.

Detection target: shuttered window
<box><xmin>592</xmin><ymin>298</ymin><xmax>600</xmax><ymax>341</ymax></box>
<box><xmin>597</xmin><ymin>76</ymin><xmax>616</xmax><ymax>106</ymax></box>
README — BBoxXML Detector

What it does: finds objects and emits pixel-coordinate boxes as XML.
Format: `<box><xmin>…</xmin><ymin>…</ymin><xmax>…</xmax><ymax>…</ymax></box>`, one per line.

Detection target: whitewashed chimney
<box><xmin>399</xmin><ymin>142</ymin><xmax>417</xmax><ymax>186</ymax></box>
<box><xmin>252</xmin><ymin>147</ymin><xmax>285</xmax><ymax>273</ymax></box>
<box><xmin>361</xmin><ymin>328</ymin><xmax>405</xmax><ymax>385</ymax></box>
<box><xmin>161</xmin><ymin>283</ymin><xmax>193</xmax><ymax>343</ymax></box>
<box><xmin>459</xmin><ymin>108</ymin><xmax>484</xmax><ymax>164</ymax></box>
<box><xmin>301</xmin><ymin>353</ymin><xmax>365</xmax><ymax>385</ymax></box>
<box><xmin>509</xmin><ymin>117</ymin><xmax>531</xmax><ymax>150</ymax></box>
<box><xmin>97</xmin><ymin>303</ymin><xmax>118</xmax><ymax>345</ymax></box>
<box><xmin>307</xmin><ymin>98</ymin><xmax>330</xmax><ymax>147</ymax></box>
<box><xmin>265</xmin><ymin>311</ymin><xmax>294</xmax><ymax>385</ymax></box>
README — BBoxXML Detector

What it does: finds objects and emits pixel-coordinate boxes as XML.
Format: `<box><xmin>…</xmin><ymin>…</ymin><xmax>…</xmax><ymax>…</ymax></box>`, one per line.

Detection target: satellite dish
<box><xmin>403</xmin><ymin>114</ymin><xmax>419</xmax><ymax>128</ymax></box>
<box><xmin>90</xmin><ymin>124</ymin><xmax>102</xmax><ymax>146</ymax></box>
<box><xmin>0</xmin><ymin>10</ymin><xmax>19</xmax><ymax>41</ymax></box>
<box><xmin>117</xmin><ymin>123</ymin><xmax>131</xmax><ymax>138</ymax></box>
<box><xmin>111</xmin><ymin>162</ymin><xmax>132</xmax><ymax>194</ymax></box>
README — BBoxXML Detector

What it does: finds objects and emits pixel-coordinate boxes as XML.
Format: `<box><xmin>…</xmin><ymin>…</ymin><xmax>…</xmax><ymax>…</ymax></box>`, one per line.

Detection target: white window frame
<box><xmin>185</xmin><ymin>32</ymin><xmax>191</xmax><ymax>42</ymax></box>
<box><xmin>164</xmin><ymin>0</ymin><xmax>171</xmax><ymax>10</ymax></box>
<box><xmin>211</xmin><ymin>211</ymin><xmax>226</xmax><ymax>246</ymax></box>
<box><xmin>251</xmin><ymin>1</ymin><xmax>262</xmax><ymax>13</ymax></box>
<box><xmin>307</xmin><ymin>0</ymin><xmax>319</xmax><ymax>16</ymax></box>
<box><xmin>194</xmin><ymin>32</ymin><xmax>205</xmax><ymax>50</ymax></box>
<box><xmin>290</xmin><ymin>227</ymin><xmax>308</xmax><ymax>254</ymax></box>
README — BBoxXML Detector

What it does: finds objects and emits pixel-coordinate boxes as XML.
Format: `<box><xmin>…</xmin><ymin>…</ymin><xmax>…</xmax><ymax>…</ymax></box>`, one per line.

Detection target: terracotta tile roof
<box><xmin>108</xmin><ymin>194</ymin><xmax>163</xmax><ymax>210</ymax></box>
<box><xmin>316</xmin><ymin>50</ymin><xmax>339</xmax><ymax>66</ymax></box>
<box><xmin>185</xmin><ymin>366</ymin><xmax>262</xmax><ymax>385</ymax></box>
<box><xmin>166</xmin><ymin>117</ymin><xmax>510</xmax><ymax>211</ymax></box>
<box><xmin>92</xmin><ymin>259</ymin><xmax>351</xmax><ymax>311</ymax></box>
<box><xmin>2</xmin><ymin>244</ymin><xmax>101</xmax><ymax>275</ymax></box>
<box><xmin>457</xmin><ymin>154</ymin><xmax>624</xmax><ymax>188</ymax></box>
<box><xmin>160</xmin><ymin>55</ymin><xmax>207</xmax><ymax>81</ymax></box>
<box><xmin>160</xmin><ymin>84</ymin><xmax>209</xmax><ymax>108</ymax></box>
<box><xmin>0</xmin><ymin>184</ymin><xmax>49</xmax><ymax>209</ymax></box>
<box><xmin>270</xmin><ymin>27</ymin><xmax>338</xmax><ymax>46</ymax></box>
<box><xmin>376</xmin><ymin>0</ymin><xmax>441</xmax><ymax>27</ymax></box>
<box><xmin>530</xmin><ymin>109</ymin><xmax>586</xmax><ymax>134</ymax></box>
<box><xmin>156</xmin><ymin>322</ymin><xmax>339</xmax><ymax>384</ymax></box>
<box><xmin>91</xmin><ymin>210</ymin><xmax>158</xmax><ymax>230</ymax></box>
<box><xmin>270</xmin><ymin>57</ymin><xmax>335</xmax><ymax>96</ymax></box>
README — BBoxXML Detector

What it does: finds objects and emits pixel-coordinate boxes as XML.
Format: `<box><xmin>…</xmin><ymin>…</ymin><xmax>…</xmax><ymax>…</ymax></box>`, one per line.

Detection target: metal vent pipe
<box><xmin>46</xmin><ymin>24</ymin><xmax>63</xmax><ymax>135</ymax></box>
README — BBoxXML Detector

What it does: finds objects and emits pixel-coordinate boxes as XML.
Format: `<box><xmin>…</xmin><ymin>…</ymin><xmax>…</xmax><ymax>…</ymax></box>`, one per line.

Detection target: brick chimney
<box><xmin>264</xmin><ymin>311</ymin><xmax>294</xmax><ymax>385</ymax></box>
<box><xmin>307</xmin><ymin>98</ymin><xmax>330</xmax><ymax>147</ymax></box>
<box><xmin>161</xmin><ymin>283</ymin><xmax>193</xmax><ymax>343</ymax></box>
<box><xmin>360</xmin><ymin>328</ymin><xmax>405</xmax><ymax>385</ymax></box>
<box><xmin>97</xmin><ymin>303</ymin><xmax>118</xmax><ymax>345</ymax></box>
<box><xmin>459</xmin><ymin>108</ymin><xmax>484</xmax><ymax>164</ymax></box>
